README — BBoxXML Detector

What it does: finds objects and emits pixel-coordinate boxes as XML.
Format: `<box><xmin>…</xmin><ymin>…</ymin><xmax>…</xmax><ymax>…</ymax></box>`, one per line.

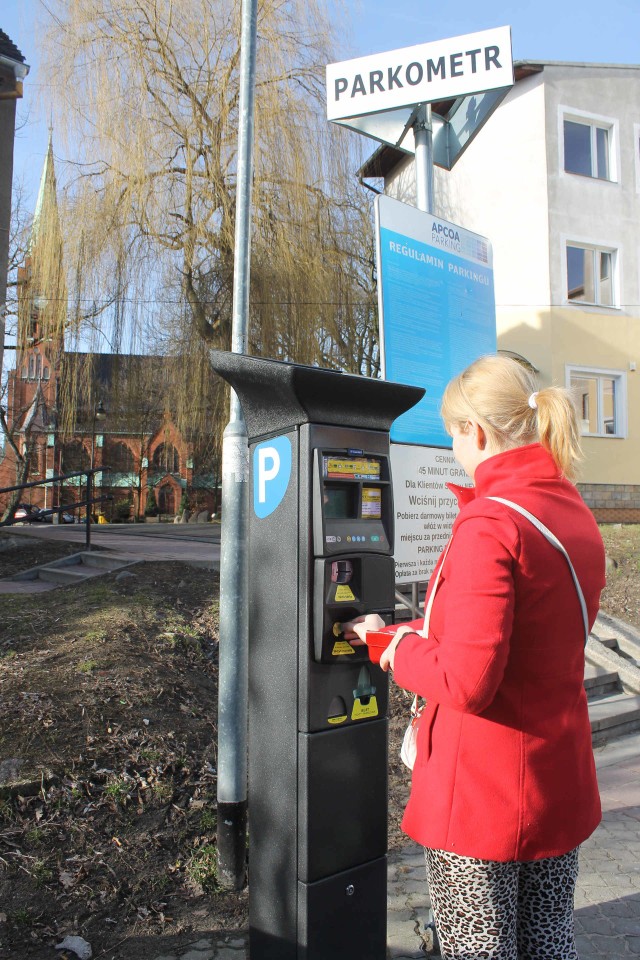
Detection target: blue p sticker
<box><xmin>253</xmin><ymin>436</ymin><xmax>292</xmax><ymax>519</ymax></box>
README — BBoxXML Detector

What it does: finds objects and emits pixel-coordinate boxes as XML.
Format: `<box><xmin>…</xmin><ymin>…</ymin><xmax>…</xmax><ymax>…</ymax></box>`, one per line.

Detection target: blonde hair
<box><xmin>440</xmin><ymin>355</ymin><xmax>583</xmax><ymax>481</ymax></box>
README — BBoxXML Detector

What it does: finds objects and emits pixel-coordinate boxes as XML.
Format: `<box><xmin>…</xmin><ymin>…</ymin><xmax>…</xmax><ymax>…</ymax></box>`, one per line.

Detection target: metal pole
<box><xmin>216</xmin><ymin>0</ymin><xmax>257</xmax><ymax>891</ymax></box>
<box><xmin>414</xmin><ymin>103</ymin><xmax>434</xmax><ymax>214</ymax></box>
<box><xmin>411</xmin><ymin>103</ymin><xmax>434</xmax><ymax>617</ymax></box>
<box><xmin>85</xmin><ymin>471</ymin><xmax>92</xmax><ymax>551</ymax></box>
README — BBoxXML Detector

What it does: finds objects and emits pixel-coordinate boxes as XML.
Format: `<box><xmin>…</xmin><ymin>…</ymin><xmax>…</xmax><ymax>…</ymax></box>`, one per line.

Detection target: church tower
<box><xmin>0</xmin><ymin>133</ymin><xmax>65</xmax><ymax>502</ymax></box>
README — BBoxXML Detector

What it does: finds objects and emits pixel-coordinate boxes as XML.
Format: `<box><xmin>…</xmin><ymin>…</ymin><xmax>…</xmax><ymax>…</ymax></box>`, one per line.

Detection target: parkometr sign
<box><xmin>326</xmin><ymin>26</ymin><xmax>513</xmax><ymax>122</ymax></box>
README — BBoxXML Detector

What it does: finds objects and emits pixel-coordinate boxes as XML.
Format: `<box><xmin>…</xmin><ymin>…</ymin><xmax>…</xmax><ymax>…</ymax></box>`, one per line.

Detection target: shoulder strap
<box><xmin>487</xmin><ymin>496</ymin><xmax>589</xmax><ymax>647</ymax></box>
<box><xmin>420</xmin><ymin>537</ymin><xmax>452</xmax><ymax>638</ymax></box>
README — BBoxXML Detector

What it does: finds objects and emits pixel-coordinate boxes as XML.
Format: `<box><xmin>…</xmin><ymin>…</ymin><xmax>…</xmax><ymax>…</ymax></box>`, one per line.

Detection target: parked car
<box><xmin>38</xmin><ymin>508</ymin><xmax>76</xmax><ymax>524</ymax></box>
<box><xmin>13</xmin><ymin>503</ymin><xmax>44</xmax><ymax>523</ymax></box>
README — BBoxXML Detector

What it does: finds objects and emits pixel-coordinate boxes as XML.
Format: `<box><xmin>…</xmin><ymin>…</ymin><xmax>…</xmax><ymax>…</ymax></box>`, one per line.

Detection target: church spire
<box><xmin>30</xmin><ymin>130</ymin><xmax>59</xmax><ymax>253</ymax></box>
<box><xmin>19</xmin><ymin>128</ymin><xmax>67</xmax><ymax>350</ymax></box>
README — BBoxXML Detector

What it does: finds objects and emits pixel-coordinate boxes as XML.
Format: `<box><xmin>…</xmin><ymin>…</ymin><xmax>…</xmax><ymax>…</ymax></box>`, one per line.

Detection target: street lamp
<box><xmin>90</xmin><ymin>400</ymin><xmax>107</xmax><ymax>469</ymax></box>
<box><xmin>89</xmin><ymin>400</ymin><xmax>107</xmax><ymax>523</ymax></box>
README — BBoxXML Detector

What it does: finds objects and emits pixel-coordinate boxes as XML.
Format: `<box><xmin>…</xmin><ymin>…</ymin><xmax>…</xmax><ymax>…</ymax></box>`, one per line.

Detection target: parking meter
<box><xmin>210</xmin><ymin>351</ymin><xmax>424</xmax><ymax>960</ymax></box>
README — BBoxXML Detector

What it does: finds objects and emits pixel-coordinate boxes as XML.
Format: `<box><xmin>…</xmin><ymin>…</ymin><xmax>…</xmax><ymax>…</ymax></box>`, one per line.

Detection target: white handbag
<box><xmin>399</xmin><ymin>498</ymin><xmax>588</xmax><ymax>771</ymax></box>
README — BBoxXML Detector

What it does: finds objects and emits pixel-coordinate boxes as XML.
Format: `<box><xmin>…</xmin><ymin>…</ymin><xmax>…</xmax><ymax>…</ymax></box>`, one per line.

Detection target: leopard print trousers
<box><xmin>425</xmin><ymin>846</ymin><xmax>580</xmax><ymax>959</ymax></box>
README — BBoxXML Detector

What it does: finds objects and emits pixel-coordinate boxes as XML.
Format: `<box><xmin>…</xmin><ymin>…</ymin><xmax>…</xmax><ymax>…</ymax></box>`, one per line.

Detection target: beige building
<box><xmin>361</xmin><ymin>61</ymin><xmax>640</xmax><ymax>522</ymax></box>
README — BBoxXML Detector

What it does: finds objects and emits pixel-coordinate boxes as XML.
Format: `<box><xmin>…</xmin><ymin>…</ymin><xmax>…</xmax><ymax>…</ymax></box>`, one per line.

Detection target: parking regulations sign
<box><xmin>391</xmin><ymin>444</ymin><xmax>472</xmax><ymax>583</ymax></box>
<box><xmin>376</xmin><ymin>195</ymin><xmax>496</xmax><ymax>447</ymax></box>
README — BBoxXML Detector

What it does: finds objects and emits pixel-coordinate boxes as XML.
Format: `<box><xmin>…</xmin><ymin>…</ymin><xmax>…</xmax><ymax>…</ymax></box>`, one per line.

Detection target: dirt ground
<box><xmin>0</xmin><ymin>525</ymin><xmax>638</xmax><ymax>959</ymax></box>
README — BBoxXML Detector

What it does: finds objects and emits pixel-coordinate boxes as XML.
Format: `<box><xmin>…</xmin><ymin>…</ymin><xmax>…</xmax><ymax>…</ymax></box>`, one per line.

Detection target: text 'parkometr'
<box><xmin>326</xmin><ymin>26</ymin><xmax>513</xmax><ymax>121</ymax></box>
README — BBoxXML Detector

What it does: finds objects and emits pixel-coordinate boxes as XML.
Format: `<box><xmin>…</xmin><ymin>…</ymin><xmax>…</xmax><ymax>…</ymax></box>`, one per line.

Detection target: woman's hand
<box><xmin>379</xmin><ymin>625</ymin><xmax>416</xmax><ymax>672</ymax></box>
<box><xmin>340</xmin><ymin>616</ymin><xmax>418</xmax><ymax>673</ymax></box>
<box><xmin>340</xmin><ymin>613</ymin><xmax>385</xmax><ymax>644</ymax></box>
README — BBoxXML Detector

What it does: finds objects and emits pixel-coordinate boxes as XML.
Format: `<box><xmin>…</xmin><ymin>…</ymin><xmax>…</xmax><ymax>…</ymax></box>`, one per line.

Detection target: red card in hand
<box><xmin>365</xmin><ymin>631</ymin><xmax>391</xmax><ymax>664</ymax></box>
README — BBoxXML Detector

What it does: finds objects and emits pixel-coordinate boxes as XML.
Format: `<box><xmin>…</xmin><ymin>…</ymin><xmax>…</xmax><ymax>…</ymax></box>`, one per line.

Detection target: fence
<box><xmin>0</xmin><ymin>467</ymin><xmax>113</xmax><ymax>550</ymax></box>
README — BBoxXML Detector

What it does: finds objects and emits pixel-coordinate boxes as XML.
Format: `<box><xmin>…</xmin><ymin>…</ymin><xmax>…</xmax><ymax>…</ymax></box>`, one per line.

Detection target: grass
<box><xmin>76</xmin><ymin>659</ymin><xmax>99</xmax><ymax>673</ymax></box>
<box><xmin>186</xmin><ymin>844</ymin><xmax>219</xmax><ymax>892</ymax></box>
<box><xmin>104</xmin><ymin>777</ymin><xmax>132</xmax><ymax>806</ymax></box>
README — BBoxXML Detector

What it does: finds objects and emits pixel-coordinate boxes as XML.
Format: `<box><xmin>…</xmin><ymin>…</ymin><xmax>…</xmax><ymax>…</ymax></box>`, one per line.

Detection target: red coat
<box><xmin>393</xmin><ymin>443</ymin><xmax>606</xmax><ymax>861</ymax></box>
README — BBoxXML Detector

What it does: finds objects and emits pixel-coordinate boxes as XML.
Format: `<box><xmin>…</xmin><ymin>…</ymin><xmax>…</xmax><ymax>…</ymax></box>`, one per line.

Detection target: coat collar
<box><xmin>447</xmin><ymin>443</ymin><xmax>562</xmax><ymax>508</ymax></box>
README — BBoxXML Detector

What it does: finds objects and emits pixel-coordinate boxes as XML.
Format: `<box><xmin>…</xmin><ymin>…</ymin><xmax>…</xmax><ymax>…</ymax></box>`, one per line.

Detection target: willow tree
<box><xmin>38</xmin><ymin>0</ymin><xmax>378</xmax><ymax>446</ymax></box>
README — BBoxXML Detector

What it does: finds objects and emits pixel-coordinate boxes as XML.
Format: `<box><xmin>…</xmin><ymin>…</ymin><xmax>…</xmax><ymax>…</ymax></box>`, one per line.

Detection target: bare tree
<box><xmin>37</xmin><ymin>0</ymin><xmax>378</xmax><ymax>408</ymax></box>
<box><xmin>4</xmin><ymin>181</ymin><xmax>31</xmax><ymax>343</ymax></box>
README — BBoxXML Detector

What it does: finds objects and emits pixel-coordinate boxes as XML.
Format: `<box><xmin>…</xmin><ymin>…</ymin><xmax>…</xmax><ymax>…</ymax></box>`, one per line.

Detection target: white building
<box><xmin>360</xmin><ymin>61</ymin><xmax>640</xmax><ymax>522</ymax></box>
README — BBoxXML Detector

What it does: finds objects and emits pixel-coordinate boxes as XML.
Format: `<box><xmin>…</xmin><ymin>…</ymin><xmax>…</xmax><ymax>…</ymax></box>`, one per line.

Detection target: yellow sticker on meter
<box><xmin>334</xmin><ymin>584</ymin><xmax>355</xmax><ymax>602</ymax></box>
<box><xmin>332</xmin><ymin>640</ymin><xmax>355</xmax><ymax>656</ymax></box>
<box><xmin>328</xmin><ymin>715</ymin><xmax>348</xmax><ymax>725</ymax></box>
<box><xmin>351</xmin><ymin>696</ymin><xmax>379</xmax><ymax>720</ymax></box>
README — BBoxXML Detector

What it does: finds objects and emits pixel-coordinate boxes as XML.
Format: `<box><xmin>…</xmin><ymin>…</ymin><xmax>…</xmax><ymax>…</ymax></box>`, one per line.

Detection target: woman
<box><xmin>346</xmin><ymin>355</ymin><xmax>606</xmax><ymax>960</ymax></box>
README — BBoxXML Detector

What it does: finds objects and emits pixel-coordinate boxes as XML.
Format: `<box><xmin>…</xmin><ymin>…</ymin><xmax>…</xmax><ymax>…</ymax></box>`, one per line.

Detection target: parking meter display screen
<box><xmin>324</xmin><ymin>486</ymin><xmax>357</xmax><ymax>519</ymax></box>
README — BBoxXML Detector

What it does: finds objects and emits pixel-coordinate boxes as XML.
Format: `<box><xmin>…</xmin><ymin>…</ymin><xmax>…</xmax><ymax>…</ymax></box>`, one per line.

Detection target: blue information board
<box><xmin>375</xmin><ymin>195</ymin><xmax>497</xmax><ymax>447</ymax></box>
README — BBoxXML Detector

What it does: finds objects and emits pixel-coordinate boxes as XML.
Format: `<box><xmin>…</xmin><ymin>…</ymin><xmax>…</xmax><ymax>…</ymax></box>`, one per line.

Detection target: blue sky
<box><xmin>347</xmin><ymin>0</ymin><xmax>639</xmax><ymax>64</ymax></box>
<box><xmin>2</xmin><ymin>0</ymin><xmax>640</xmax><ymax>206</ymax></box>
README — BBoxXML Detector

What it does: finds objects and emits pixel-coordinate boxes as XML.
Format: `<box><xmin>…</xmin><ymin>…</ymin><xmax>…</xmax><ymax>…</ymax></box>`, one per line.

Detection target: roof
<box><xmin>0</xmin><ymin>29</ymin><xmax>26</xmax><ymax>64</ymax></box>
<box><xmin>515</xmin><ymin>59</ymin><xmax>640</xmax><ymax>71</ymax></box>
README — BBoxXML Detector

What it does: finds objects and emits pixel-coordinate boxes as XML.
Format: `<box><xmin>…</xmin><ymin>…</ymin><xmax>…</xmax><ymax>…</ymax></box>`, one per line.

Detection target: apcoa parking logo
<box><xmin>253</xmin><ymin>436</ymin><xmax>292</xmax><ymax>519</ymax></box>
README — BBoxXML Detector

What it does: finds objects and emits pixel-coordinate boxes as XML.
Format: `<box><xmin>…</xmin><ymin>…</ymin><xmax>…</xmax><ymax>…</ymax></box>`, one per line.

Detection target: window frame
<box><xmin>634</xmin><ymin>122</ymin><xmax>640</xmax><ymax>194</ymax></box>
<box><xmin>563</xmin><ymin>239</ymin><xmax>619</xmax><ymax>309</ymax></box>
<box><xmin>566</xmin><ymin>364</ymin><xmax>627</xmax><ymax>439</ymax></box>
<box><xmin>559</xmin><ymin>107</ymin><xmax>618</xmax><ymax>183</ymax></box>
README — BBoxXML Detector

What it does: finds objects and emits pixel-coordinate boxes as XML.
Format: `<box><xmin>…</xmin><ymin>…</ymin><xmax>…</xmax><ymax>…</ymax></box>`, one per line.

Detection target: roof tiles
<box><xmin>0</xmin><ymin>29</ymin><xmax>26</xmax><ymax>64</ymax></box>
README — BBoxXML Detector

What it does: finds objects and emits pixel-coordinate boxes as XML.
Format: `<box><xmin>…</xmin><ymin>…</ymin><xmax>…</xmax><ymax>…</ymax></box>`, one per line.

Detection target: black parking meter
<box><xmin>210</xmin><ymin>351</ymin><xmax>424</xmax><ymax>960</ymax></box>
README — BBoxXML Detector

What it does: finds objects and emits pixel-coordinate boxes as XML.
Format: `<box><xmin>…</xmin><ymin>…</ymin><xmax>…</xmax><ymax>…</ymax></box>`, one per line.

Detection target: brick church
<box><xmin>0</xmin><ymin>136</ymin><xmax>219</xmax><ymax>521</ymax></box>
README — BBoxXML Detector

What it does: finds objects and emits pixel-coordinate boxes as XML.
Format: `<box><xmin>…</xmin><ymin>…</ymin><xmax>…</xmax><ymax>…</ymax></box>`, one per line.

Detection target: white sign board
<box><xmin>326</xmin><ymin>26</ymin><xmax>513</xmax><ymax>122</ymax></box>
<box><xmin>391</xmin><ymin>444</ymin><xmax>472</xmax><ymax>584</ymax></box>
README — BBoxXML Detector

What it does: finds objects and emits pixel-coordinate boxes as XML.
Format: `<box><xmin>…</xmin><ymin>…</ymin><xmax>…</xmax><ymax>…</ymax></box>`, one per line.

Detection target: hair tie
<box><xmin>528</xmin><ymin>392</ymin><xmax>539</xmax><ymax>410</ymax></box>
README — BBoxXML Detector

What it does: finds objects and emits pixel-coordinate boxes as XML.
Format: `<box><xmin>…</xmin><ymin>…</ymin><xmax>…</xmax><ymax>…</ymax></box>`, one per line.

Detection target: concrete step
<box><xmin>5</xmin><ymin>551</ymin><xmax>140</xmax><ymax>591</ymax></box>
<box><xmin>77</xmin><ymin>552</ymin><xmax>134</xmax><ymax>571</ymax></box>
<box><xmin>597</xmin><ymin>636</ymin><xmax>618</xmax><ymax>650</ymax></box>
<box><xmin>589</xmin><ymin>692</ymin><xmax>640</xmax><ymax>746</ymax></box>
<box><xmin>36</xmin><ymin>566</ymin><xmax>99</xmax><ymax>585</ymax></box>
<box><xmin>597</xmin><ymin>639</ymin><xmax>640</xmax><ymax>669</ymax></box>
<box><xmin>584</xmin><ymin>662</ymin><xmax>621</xmax><ymax>700</ymax></box>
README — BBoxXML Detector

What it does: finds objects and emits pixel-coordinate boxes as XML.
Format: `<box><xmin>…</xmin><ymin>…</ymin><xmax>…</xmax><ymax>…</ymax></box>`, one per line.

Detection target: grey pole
<box><xmin>216</xmin><ymin>0</ymin><xmax>258</xmax><ymax>890</ymax></box>
<box><xmin>413</xmin><ymin>100</ymin><xmax>439</xmax><ymax>943</ymax></box>
<box><xmin>409</xmin><ymin>104</ymin><xmax>433</xmax><ymax>628</ymax></box>
<box><xmin>413</xmin><ymin>103</ymin><xmax>434</xmax><ymax>214</ymax></box>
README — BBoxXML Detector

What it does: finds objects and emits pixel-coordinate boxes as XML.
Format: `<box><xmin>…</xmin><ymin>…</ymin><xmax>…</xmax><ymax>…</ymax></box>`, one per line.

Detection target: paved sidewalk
<box><xmin>141</xmin><ymin>732</ymin><xmax>640</xmax><ymax>960</ymax></box>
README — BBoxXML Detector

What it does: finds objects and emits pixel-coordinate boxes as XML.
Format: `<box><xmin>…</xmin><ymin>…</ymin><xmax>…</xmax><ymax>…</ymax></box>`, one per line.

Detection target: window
<box><xmin>567</xmin><ymin>366</ymin><xmax>626</xmax><ymax>438</ymax></box>
<box><xmin>62</xmin><ymin>441</ymin><xmax>91</xmax><ymax>472</ymax></box>
<box><xmin>566</xmin><ymin>244</ymin><xmax>615</xmax><ymax>306</ymax></box>
<box><xmin>153</xmin><ymin>442</ymin><xmax>180</xmax><ymax>474</ymax></box>
<box><xmin>563</xmin><ymin>117</ymin><xmax>612</xmax><ymax>180</ymax></box>
<box><xmin>107</xmin><ymin>441</ymin><xmax>135</xmax><ymax>474</ymax></box>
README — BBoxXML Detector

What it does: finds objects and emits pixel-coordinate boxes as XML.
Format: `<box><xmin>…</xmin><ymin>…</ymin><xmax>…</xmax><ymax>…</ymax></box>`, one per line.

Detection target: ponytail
<box><xmin>441</xmin><ymin>355</ymin><xmax>583</xmax><ymax>481</ymax></box>
<box><xmin>534</xmin><ymin>388</ymin><xmax>583</xmax><ymax>481</ymax></box>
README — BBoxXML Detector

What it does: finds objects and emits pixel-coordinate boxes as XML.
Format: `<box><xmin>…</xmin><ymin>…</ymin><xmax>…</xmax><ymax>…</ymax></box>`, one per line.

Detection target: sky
<box><xmin>2</xmin><ymin>0</ymin><xmax>640</xmax><ymax>208</ymax></box>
